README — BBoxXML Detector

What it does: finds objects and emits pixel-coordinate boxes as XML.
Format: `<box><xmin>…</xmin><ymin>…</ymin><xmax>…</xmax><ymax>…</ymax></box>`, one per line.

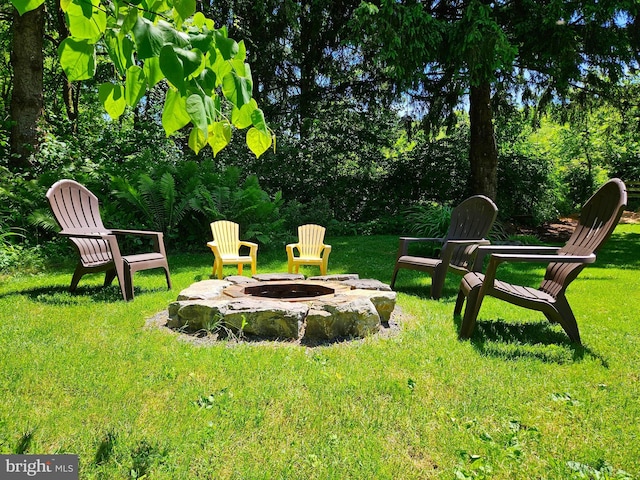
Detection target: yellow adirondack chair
<box><xmin>207</xmin><ymin>221</ymin><xmax>258</xmax><ymax>279</ymax></box>
<box><xmin>286</xmin><ymin>224</ymin><xmax>331</xmax><ymax>275</ymax></box>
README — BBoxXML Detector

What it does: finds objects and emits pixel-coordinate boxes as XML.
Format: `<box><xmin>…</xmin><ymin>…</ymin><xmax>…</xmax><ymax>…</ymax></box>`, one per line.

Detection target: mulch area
<box><xmin>514</xmin><ymin>210</ymin><xmax>640</xmax><ymax>244</ymax></box>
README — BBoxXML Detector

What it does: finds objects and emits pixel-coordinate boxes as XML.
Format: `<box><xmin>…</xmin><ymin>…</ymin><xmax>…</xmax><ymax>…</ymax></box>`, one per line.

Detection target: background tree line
<box><xmin>0</xmin><ymin>0</ymin><xmax>639</xmax><ymax>271</ymax></box>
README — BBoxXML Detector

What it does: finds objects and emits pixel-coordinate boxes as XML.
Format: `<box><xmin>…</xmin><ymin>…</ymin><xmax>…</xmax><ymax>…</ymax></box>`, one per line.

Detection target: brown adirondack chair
<box><xmin>455</xmin><ymin>178</ymin><xmax>627</xmax><ymax>344</ymax></box>
<box><xmin>47</xmin><ymin>179</ymin><xmax>172</xmax><ymax>301</ymax></box>
<box><xmin>390</xmin><ymin>195</ymin><xmax>498</xmax><ymax>299</ymax></box>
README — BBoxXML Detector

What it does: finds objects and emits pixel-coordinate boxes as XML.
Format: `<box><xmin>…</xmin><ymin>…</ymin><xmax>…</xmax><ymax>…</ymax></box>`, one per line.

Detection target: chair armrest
<box><xmin>399</xmin><ymin>236</ymin><xmax>445</xmax><ymax>243</ymax></box>
<box><xmin>440</xmin><ymin>239</ymin><xmax>491</xmax><ymax>267</ymax></box>
<box><xmin>471</xmin><ymin>245</ymin><xmax>560</xmax><ymax>271</ymax></box>
<box><xmin>110</xmin><ymin>229</ymin><xmax>167</xmax><ymax>255</ymax></box>
<box><xmin>239</xmin><ymin>240</ymin><xmax>258</xmax><ymax>255</ymax></box>
<box><xmin>396</xmin><ymin>237</ymin><xmax>445</xmax><ymax>257</ymax></box>
<box><xmin>286</xmin><ymin>243</ymin><xmax>299</xmax><ymax>261</ymax></box>
<box><xmin>109</xmin><ymin>229</ymin><xmax>164</xmax><ymax>237</ymax></box>
<box><xmin>239</xmin><ymin>241</ymin><xmax>258</xmax><ymax>248</ymax></box>
<box><xmin>489</xmin><ymin>252</ymin><xmax>596</xmax><ymax>265</ymax></box>
<box><xmin>482</xmin><ymin>252</ymin><xmax>596</xmax><ymax>288</ymax></box>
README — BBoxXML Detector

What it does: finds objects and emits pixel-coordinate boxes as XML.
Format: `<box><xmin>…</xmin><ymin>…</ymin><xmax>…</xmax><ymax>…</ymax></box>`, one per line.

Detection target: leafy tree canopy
<box><xmin>10</xmin><ymin>0</ymin><xmax>274</xmax><ymax>157</ymax></box>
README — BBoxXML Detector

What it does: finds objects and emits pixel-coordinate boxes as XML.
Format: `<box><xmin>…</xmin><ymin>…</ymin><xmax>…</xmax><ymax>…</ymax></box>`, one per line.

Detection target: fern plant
<box><xmin>402</xmin><ymin>201</ymin><xmax>453</xmax><ymax>238</ymax></box>
<box><xmin>111</xmin><ymin>172</ymin><xmax>195</xmax><ymax>245</ymax></box>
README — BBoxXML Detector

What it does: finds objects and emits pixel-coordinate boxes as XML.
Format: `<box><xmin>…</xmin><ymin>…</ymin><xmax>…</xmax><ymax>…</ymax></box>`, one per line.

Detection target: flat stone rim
<box><xmin>222</xmin><ymin>280</ymin><xmax>353</xmax><ymax>303</ymax></box>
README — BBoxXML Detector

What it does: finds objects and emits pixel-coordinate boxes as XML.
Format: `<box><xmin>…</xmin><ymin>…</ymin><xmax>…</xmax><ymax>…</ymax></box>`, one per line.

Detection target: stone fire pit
<box><xmin>167</xmin><ymin>273</ymin><xmax>397</xmax><ymax>341</ymax></box>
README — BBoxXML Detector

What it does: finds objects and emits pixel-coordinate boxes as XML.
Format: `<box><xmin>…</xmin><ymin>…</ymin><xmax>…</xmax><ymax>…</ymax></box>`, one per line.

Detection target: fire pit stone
<box><xmin>169</xmin><ymin>273</ymin><xmax>397</xmax><ymax>341</ymax></box>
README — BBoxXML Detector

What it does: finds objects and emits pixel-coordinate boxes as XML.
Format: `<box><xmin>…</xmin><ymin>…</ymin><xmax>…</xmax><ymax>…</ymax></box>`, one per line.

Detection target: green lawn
<box><xmin>1</xmin><ymin>225</ymin><xmax>639</xmax><ymax>479</ymax></box>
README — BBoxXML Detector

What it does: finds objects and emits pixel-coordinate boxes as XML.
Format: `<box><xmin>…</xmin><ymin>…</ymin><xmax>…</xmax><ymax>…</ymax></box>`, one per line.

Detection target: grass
<box><xmin>0</xmin><ymin>225</ymin><xmax>639</xmax><ymax>479</ymax></box>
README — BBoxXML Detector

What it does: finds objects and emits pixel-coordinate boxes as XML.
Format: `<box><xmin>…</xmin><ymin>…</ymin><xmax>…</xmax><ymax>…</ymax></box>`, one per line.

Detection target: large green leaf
<box><xmin>173</xmin><ymin>0</ymin><xmax>196</xmax><ymax>22</ymax></box>
<box><xmin>159</xmin><ymin>45</ymin><xmax>186</xmax><ymax>93</ymax></box>
<box><xmin>222</xmin><ymin>71</ymin><xmax>253</xmax><ymax>109</ymax></box>
<box><xmin>58</xmin><ymin>38</ymin><xmax>96</xmax><ymax>81</ymax></box>
<box><xmin>125</xmin><ymin>65</ymin><xmax>146</xmax><ymax>107</ymax></box>
<box><xmin>250</xmin><ymin>108</ymin><xmax>269</xmax><ymax>135</ymax></box>
<box><xmin>246</xmin><ymin>127</ymin><xmax>272</xmax><ymax>158</ymax></box>
<box><xmin>10</xmin><ymin>0</ymin><xmax>43</xmax><ymax>15</ymax></box>
<box><xmin>231</xmin><ymin>99</ymin><xmax>258</xmax><ymax>129</ymax></box>
<box><xmin>157</xmin><ymin>20</ymin><xmax>191</xmax><ymax>48</ymax></box>
<box><xmin>120</xmin><ymin>7</ymin><xmax>139</xmax><ymax>34</ymax></box>
<box><xmin>189</xmin><ymin>30</ymin><xmax>214</xmax><ymax>53</ymax></box>
<box><xmin>132</xmin><ymin>16</ymin><xmax>166</xmax><ymax>59</ymax></box>
<box><xmin>98</xmin><ymin>83</ymin><xmax>127</xmax><ymax>119</ymax></box>
<box><xmin>65</xmin><ymin>0</ymin><xmax>106</xmax><ymax>42</ymax></box>
<box><xmin>208</xmin><ymin>122</ymin><xmax>232</xmax><ymax>157</ymax></box>
<box><xmin>188</xmin><ymin>127</ymin><xmax>207</xmax><ymax>155</ymax></box>
<box><xmin>214</xmin><ymin>29</ymin><xmax>239</xmax><ymax>60</ymax></box>
<box><xmin>196</xmin><ymin>68</ymin><xmax>217</xmax><ymax>95</ymax></box>
<box><xmin>143</xmin><ymin>57</ymin><xmax>164</xmax><ymax>87</ymax></box>
<box><xmin>162</xmin><ymin>89</ymin><xmax>191</xmax><ymax>136</ymax></box>
<box><xmin>186</xmin><ymin>94</ymin><xmax>208</xmax><ymax>136</ymax></box>
<box><xmin>211</xmin><ymin>53</ymin><xmax>232</xmax><ymax>87</ymax></box>
<box><xmin>175</xmin><ymin>47</ymin><xmax>204</xmax><ymax>79</ymax></box>
<box><xmin>104</xmin><ymin>30</ymin><xmax>135</xmax><ymax>76</ymax></box>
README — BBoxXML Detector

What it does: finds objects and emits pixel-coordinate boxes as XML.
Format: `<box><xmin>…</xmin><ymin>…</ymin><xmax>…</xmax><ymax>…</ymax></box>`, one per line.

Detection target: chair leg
<box><xmin>430</xmin><ymin>268</ymin><xmax>446</xmax><ymax>300</ymax></box>
<box><xmin>70</xmin><ymin>265</ymin><xmax>85</xmax><ymax>291</ymax></box>
<box><xmin>163</xmin><ymin>265</ymin><xmax>172</xmax><ymax>290</ymax></box>
<box><xmin>104</xmin><ymin>268</ymin><xmax>117</xmax><ymax>287</ymax></box>
<box><xmin>545</xmin><ymin>296</ymin><xmax>581</xmax><ymax>344</ymax></box>
<box><xmin>390</xmin><ymin>266</ymin><xmax>400</xmax><ymax>289</ymax></box>
<box><xmin>458</xmin><ymin>284</ymin><xmax>484</xmax><ymax>339</ymax></box>
<box><xmin>454</xmin><ymin>290</ymin><xmax>466</xmax><ymax>316</ymax></box>
<box><xmin>119</xmin><ymin>260</ymin><xmax>134</xmax><ymax>301</ymax></box>
<box><xmin>212</xmin><ymin>258</ymin><xmax>221</xmax><ymax>279</ymax></box>
<box><xmin>238</xmin><ymin>264</ymin><xmax>244</xmax><ymax>276</ymax></box>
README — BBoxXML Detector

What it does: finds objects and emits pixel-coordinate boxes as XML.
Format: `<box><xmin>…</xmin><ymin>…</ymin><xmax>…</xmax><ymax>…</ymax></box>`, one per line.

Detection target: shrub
<box><xmin>496</xmin><ymin>153</ymin><xmax>562</xmax><ymax>225</ymax></box>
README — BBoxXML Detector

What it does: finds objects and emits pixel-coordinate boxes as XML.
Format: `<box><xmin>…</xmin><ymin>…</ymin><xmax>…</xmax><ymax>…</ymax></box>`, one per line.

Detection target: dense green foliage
<box><xmin>1</xmin><ymin>0</ymin><xmax>640</xmax><ymax>271</ymax></box>
<box><xmin>9</xmin><ymin>0</ymin><xmax>274</xmax><ymax>157</ymax></box>
<box><xmin>0</xmin><ymin>228</ymin><xmax>638</xmax><ymax>478</ymax></box>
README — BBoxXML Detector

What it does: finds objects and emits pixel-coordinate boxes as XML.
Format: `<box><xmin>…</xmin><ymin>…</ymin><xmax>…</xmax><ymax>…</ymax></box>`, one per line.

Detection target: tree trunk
<box><xmin>468</xmin><ymin>82</ymin><xmax>498</xmax><ymax>200</ymax></box>
<box><xmin>56</xmin><ymin>0</ymin><xmax>79</xmax><ymax>132</ymax></box>
<box><xmin>9</xmin><ymin>4</ymin><xmax>45</xmax><ymax>172</ymax></box>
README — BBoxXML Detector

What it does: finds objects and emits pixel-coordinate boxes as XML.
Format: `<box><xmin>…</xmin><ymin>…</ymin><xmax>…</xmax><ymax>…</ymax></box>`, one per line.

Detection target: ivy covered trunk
<box><xmin>9</xmin><ymin>4</ymin><xmax>44</xmax><ymax>172</ymax></box>
<box><xmin>469</xmin><ymin>82</ymin><xmax>498</xmax><ymax>200</ymax></box>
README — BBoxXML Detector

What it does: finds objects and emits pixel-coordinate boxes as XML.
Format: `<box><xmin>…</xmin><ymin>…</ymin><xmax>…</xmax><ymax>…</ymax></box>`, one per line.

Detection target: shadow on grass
<box><xmin>14</xmin><ymin>429</ymin><xmax>35</xmax><ymax>454</ymax></box>
<box><xmin>94</xmin><ymin>431</ymin><xmax>117</xmax><ymax>465</ymax></box>
<box><xmin>453</xmin><ymin>314</ymin><xmax>608</xmax><ymax>366</ymax></box>
<box><xmin>390</xmin><ymin>284</ymin><xmax>435</xmax><ymax>301</ymax></box>
<box><xmin>596</xmin><ymin>232</ymin><xmax>640</xmax><ymax>267</ymax></box>
<box><xmin>1</xmin><ymin>283</ymin><xmax>170</xmax><ymax>305</ymax></box>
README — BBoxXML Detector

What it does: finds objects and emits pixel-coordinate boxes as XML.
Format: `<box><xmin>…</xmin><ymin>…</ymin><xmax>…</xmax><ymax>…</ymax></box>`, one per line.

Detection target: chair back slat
<box><xmin>210</xmin><ymin>221</ymin><xmax>240</xmax><ymax>256</ymax></box>
<box><xmin>541</xmin><ymin>179</ymin><xmax>627</xmax><ymax>297</ymax></box>
<box><xmin>48</xmin><ymin>180</ymin><xmax>105</xmax><ymax>232</ymax></box>
<box><xmin>297</xmin><ymin>224</ymin><xmax>326</xmax><ymax>257</ymax></box>
<box><xmin>446</xmin><ymin>195</ymin><xmax>497</xmax><ymax>268</ymax></box>
<box><xmin>47</xmin><ymin>180</ymin><xmax>112</xmax><ymax>264</ymax></box>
